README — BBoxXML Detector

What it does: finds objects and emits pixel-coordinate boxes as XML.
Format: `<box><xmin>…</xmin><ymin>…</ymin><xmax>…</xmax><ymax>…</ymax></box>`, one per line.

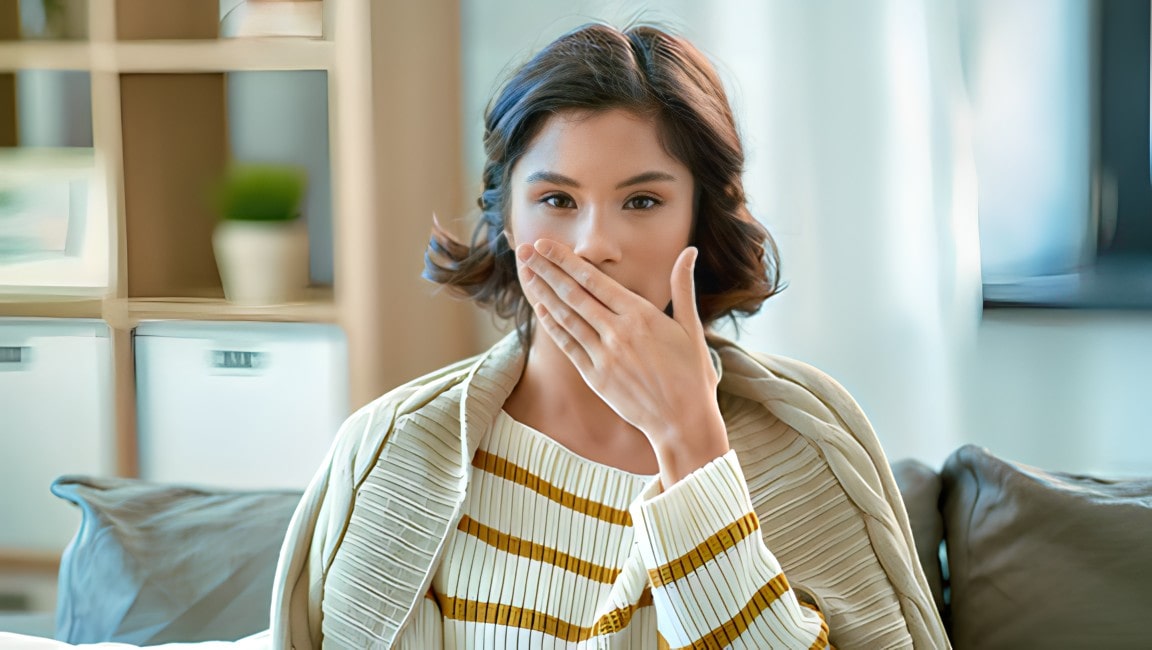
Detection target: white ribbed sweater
<box><xmin>270</xmin><ymin>333</ymin><xmax>950</xmax><ymax>649</ymax></box>
<box><xmin>412</xmin><ymin>410</ymin><xmax>830</xmax><ymax>649</ymax></box>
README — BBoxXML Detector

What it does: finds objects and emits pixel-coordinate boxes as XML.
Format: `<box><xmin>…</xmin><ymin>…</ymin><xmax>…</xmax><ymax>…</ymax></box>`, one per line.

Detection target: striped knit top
<box><xmin>273</xmin><ymin>332</ymin><xmax>945</xmax><ymax>648</ymax></box>
<box><xmin>398</xmin><ymin>406</ymin><xmax>832</xmax><ymax>648</ymax></box>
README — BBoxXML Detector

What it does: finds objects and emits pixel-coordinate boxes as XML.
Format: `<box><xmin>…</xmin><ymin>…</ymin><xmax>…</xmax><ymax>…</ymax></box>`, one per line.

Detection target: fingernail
<box><xmin>534</xmin><ymin>240</ymin><xmax>552</xmax><ymax>256</ymax></box>
<box><xmin>516</xmin><ymin>244</ymin><xmax>533</xmax><ymax>261</ymax></box>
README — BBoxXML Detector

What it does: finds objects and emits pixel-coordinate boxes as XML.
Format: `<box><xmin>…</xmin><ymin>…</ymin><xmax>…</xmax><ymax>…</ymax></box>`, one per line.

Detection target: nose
<box><xmin>571</xmin><ymin>206</ymin><xmax>621</xmax><ymax>266</ymax></box>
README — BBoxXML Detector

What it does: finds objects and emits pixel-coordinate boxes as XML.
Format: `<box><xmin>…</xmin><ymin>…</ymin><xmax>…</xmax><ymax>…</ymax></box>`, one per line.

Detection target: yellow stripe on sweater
<box><xmin>440</xmin><ymin>588</ymin><xmax>654</xmax><ymax>642</ymax></box>
<box><xmin>457</xmin><ymin>514</ymin><xmax>622</xmax><ymax>584</ymax></box>
<box><xmin>676</xmin><ymin>573</ymin><xmax>792</xmax><ymax>650</ymax></box>
<box><xmin>472</xmin><ymin>449</ymin><xmax>632</xmax><ymax>526</ymax></box>
<box><xmin>648</xmin><ymin>511</ymin><xmax>760</xmax><ymax>587</ymax></box>
<box><xmin>672</xmin><ymin>573</ymin><xmax>792</xmax><ymax>650</ymax></box>
<box><xmin>809</xmin><ymin>616</ymin><xmax>831</xmax><ymax>650</ymax></box>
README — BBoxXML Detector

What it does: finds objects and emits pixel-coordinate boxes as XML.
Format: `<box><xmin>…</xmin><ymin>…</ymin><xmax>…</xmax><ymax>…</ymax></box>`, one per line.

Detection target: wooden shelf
<box><xmin>0</xmin><ymin>39</ymin><xmax>333</xmax><ymax>73</ymax></box>
<box><xmin>114</xmin><ymin>38</ymin><xmax>334</xmax><ymax>72</ymax></box>
<box><xmin>0</xmin><ymin>298</ymin><xmax>104</xmax><ymax>319</ymax></box>
<box><xmin>0</xmin><ymin>549</ymin><xmax>59</xmax><ymax>573</ymax></box>
<box><xmin>120</xmin><ymin>289</ymin><xmax>337</xmax><ymax>324</ymax></box>
<box><xmin>0</xmin><ymin>42</ymin><xmax>93</xmax><ymax>71</ymax></box>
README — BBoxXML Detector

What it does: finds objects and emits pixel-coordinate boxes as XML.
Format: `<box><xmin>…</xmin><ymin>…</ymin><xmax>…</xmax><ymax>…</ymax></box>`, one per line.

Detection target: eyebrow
<box><xmin>522</xmin><ymin>170</ymin><xmax>678</xmax><ymax>189</ymax></box>
<box><xmin>616</xmin><ymin>171</ymin><xmax>677</xmax><ymax>189</ymax></box>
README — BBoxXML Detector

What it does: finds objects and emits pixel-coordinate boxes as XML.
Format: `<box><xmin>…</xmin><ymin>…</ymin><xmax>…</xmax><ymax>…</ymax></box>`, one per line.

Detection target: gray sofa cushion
<box><xmin>50</xmin><ymin>475</ymin><xmax>302</xmax><ymax>645</ymax></box>
<box><xmin>941</xmin><ymin>445</ymin><xmax>1152</xmax><ymax>650</ymax></box>
<box><xmin>890</xmin><ymin>458</ymin><xmax>945</xmax><ymax>615</ymax></box>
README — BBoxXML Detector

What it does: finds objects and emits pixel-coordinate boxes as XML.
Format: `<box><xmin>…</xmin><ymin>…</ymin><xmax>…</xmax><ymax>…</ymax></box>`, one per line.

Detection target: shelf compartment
<box><xmin>120</xmin><ymin>73</ymin><xmax>227</xmax><ymax>299</ymax></box>
<box><xmin>120</xmin><ymin>69</ymin><xmax>333</xmax><ymax>302</ymax></box>
<box><xmin>0</xmin><ymin>147</ymin><xmax>109</xmax><ymax>293</ymax></box>
<box><xmin>116</xmin><ymin>0</ymin><xmax>217</xmax><ymax>41</ymax></box>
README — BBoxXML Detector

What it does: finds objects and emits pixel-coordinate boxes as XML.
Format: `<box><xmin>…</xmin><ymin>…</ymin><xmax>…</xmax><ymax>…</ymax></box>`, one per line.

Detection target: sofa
<box><xmin>9</xmin><ymin>444</ymin><xmax>1152</xmax><ymax>648</ymax></box>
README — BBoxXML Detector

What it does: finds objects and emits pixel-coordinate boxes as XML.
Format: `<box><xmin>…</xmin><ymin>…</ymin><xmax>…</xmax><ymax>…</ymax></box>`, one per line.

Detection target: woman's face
<box><xmin>507</xmin><ymin>108</ymin><xmax>696</xmax><ymax>312</ymax></box>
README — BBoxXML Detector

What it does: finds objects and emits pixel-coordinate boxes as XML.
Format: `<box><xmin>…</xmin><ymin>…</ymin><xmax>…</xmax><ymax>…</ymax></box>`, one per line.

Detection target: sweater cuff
<box><xmin>629</xmin><ymin>449</ymin><xmax>757</xmax><ymax>570</ymax></box>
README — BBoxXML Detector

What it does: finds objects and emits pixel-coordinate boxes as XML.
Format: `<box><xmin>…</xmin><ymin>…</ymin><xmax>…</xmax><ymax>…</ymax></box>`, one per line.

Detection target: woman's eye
<box><xmin>624</xmin><ymin>195</ymin><xmax>661</xmax><ymax>210</ymax></box>
<box><xmin>541</xmin><ymin>194</ymin><xmax>575</xmax><ymax>209</ymax></box>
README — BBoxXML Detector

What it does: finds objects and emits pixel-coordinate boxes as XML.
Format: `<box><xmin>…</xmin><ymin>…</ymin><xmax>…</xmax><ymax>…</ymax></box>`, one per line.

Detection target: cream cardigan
<box><xmin>268</xmin><ymin>332</ymin><xmax>949</xmax><ymax>649</ymax></box>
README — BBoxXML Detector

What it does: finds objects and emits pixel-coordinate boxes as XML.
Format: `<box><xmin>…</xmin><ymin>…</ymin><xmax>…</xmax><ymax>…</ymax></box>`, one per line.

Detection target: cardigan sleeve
<box><xmin>393</xmin><ymin>594</ymin><xmax>443</xmax><ymax>649</ymax></box>
<box><xmin>628</xmin><ymin>450</ymin><xmax>831</xmax><ymax>649</ymax></box>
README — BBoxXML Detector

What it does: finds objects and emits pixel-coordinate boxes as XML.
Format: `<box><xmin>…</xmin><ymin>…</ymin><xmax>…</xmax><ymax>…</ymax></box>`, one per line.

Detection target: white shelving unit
<box><xmin>0</xmin><ymin>0</ymin><xmax>476</xmax><ymax>576</ymax></box>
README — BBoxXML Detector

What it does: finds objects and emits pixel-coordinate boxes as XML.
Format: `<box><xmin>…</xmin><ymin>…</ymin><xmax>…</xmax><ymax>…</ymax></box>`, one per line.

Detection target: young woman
<box><xmin>2</xmin><ymin>21</ymin><xmax>946</xmax><ymax>650</ymax></box>
<box><xmin>268</xmin><ymin>22</ymin><xmax>947</xmax><ymax>650</ymax></box>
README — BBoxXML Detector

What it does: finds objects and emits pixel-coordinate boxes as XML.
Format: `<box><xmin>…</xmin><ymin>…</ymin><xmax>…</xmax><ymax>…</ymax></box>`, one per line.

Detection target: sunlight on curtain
<box><xmin>962</xmin><ymin>0</ymin><xmax>1093</xmax><ymax>284</ymax></box>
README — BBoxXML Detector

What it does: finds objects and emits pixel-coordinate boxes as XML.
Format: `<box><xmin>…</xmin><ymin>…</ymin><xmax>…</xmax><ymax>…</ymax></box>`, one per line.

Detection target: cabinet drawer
<box><xmin>134</xmin><ymin>321</ymin><xmax>348</xmax><ymax>489</ymax></box>
<box><xmin>0</xmin><ymin>319</ymin><xmax>112</xmax><ymax>552</ymax></box>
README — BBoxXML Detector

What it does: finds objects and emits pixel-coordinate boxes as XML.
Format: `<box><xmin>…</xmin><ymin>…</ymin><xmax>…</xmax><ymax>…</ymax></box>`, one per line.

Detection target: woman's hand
<box><xmin>516</xmin><ymin>239</ymin><xmax>730</xmax><ymax>485</ymax></box>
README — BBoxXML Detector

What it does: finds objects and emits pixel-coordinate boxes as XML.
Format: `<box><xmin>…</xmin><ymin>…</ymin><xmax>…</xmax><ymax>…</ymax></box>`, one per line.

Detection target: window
<box><xmin>980</xmin><ymin>0</ymin><xmax>1152</xmax><ymax>309</ymax></box>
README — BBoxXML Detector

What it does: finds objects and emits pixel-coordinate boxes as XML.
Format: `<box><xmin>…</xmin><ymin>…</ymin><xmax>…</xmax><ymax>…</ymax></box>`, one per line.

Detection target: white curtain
<box><xmin>704</xmin><ymin>0</ymin><xmax>983</xmax><ymax>466</ymax></box>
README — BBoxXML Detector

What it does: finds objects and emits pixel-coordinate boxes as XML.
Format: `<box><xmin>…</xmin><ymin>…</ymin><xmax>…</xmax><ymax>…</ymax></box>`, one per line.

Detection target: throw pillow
<box><xmin>890</xmin><ymin>459</ymin><xmax>945</xmax><ymax>616</ymax></box>
<box><xmin>51</xmin><ymin>475</ymin><xmax>302</xmax><ymax>645</ymax></box>
<box><xmin>941</xmin><ymin>444</ymin><xmax>1152</xmax><ymax>650</ymax></box>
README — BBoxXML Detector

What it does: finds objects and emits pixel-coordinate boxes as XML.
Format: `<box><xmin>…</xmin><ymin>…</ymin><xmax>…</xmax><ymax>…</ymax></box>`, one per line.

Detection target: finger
<box><xmin>670</xmin><ymin>246</ymin><xmax>702</xmax><ymax>332</ymax></box>
<box><xmin>533</xmin><ymin>239</ymin><xmax>640</xmax><ymax>315</ymax></box>
<box><xmin>520</xmin><ymin>242</ymin><xmax>617</xmax><ymax>331</ymax></box>
<box><xmin>518</xmin><ymin>255</ymin><xmax>602</xmax><ymax>353</ymax></box>
<box><xmin>533</xmin><ymin>303</ymin><xmax>595</xmax><ymax>371</ymax></box>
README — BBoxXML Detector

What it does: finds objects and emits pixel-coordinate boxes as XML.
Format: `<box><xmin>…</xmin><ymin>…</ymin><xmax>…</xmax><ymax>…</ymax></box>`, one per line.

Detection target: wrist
<box><xmin>650</xmin><ymin>407</ymin><xmax>730</xmax><ymax>486</ymax></box>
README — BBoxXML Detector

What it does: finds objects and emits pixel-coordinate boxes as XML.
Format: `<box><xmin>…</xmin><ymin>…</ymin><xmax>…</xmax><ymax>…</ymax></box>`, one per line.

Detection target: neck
<box><xmin>506</xmin><ymin>326</ymin><xmax>628</xmax><ymax>437</ymax></box>
<box><xmin>503</xmin><ymin>324</ymin><xmax>660</xmax><ymax>475</ymax></box>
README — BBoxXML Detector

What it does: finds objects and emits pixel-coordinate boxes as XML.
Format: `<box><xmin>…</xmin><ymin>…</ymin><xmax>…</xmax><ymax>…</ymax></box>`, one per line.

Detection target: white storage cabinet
<box><xmin>134</xmin><ymin>321</ymin><xmax>348</xmax><ymax>490</ymax></box>
<box><xmin>0</xmin><ymin>318</ymin><xmax>112</xmax><ymax>552</ymax></box>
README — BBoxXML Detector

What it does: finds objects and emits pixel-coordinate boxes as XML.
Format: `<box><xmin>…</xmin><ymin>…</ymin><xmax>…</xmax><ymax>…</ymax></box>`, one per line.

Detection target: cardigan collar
<box><xmin>457</xmin><ymin>330</ymin><xmax>528</xmax><ymax>473</ymax></box>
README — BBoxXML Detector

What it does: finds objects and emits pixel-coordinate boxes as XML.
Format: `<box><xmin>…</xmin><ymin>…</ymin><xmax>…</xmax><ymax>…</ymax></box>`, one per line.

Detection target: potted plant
<box><xmin>211</xmin><ymin>163</ymin><xmax>309</xmax><ymax>305</ymax></box>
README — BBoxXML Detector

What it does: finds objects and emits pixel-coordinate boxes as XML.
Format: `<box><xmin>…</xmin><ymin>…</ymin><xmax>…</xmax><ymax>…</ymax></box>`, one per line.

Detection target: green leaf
<box><xmin>214</xmin><ymin>164</ymin><xmax>307</xmax><ymax>222</ymax></box>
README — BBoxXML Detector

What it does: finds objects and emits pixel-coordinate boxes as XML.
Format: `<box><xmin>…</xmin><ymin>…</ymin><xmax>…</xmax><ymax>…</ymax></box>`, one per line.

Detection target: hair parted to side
<box><xmin>423</xmin><ymin>22</ymin><xmax>783</xmax><ymax>337</ymax></box>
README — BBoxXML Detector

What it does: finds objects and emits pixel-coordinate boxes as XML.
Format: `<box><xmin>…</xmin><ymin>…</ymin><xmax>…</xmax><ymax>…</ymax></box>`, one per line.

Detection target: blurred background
<box><xmin>0</xmin><ymin>0</ymin><xmax>1149</xmax><ymax>628</ymax></box>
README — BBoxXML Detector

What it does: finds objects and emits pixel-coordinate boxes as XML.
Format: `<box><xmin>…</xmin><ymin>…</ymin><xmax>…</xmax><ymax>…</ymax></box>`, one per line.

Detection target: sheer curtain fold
<box><xmin>709</xmin><ymin>0</ymin><xmax>981</xmax><ymax>466</ymax></box>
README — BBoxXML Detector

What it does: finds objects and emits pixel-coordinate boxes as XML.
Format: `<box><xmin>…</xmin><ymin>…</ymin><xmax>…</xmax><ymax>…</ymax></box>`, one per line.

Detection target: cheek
<box><xmin>507</xmin><ymin>202</ymin><xmax>574</xmax><ymax>252</ymax></box>
<box><xmin>506</xmin><ymin>199</ymin><xmax>539</xmax><ymax>248</ymax></box>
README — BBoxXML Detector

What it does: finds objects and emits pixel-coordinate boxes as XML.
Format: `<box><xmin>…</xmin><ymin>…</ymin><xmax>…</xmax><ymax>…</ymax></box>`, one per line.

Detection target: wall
<box><xmin>960</xmin><ymin>309</ymin><xmax>1152</xmax><ymax>477</ymax></box>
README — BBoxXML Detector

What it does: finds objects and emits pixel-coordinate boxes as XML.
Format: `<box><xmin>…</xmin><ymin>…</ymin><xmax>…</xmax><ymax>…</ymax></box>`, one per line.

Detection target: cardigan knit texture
<box><xmin>268</xmin><ymin>332</ymin><xmax>950</xmax><ymax>649</ymax></box>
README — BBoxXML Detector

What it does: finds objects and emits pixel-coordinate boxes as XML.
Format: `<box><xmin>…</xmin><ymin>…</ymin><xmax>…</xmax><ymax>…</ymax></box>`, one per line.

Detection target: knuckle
<box><xmin>602</xmin><ymin>329</ymin><xmax>625</xmax><ymax>349</ymax></box>
<box><xmin>618</xmin><ymin>313</ymin><xmax>642</xmax><ymax>333</ymax></box>
<box><xmin>556</xmin><ymin>281</ymin><xmax>573</xmax><ymax>300</ymax></box>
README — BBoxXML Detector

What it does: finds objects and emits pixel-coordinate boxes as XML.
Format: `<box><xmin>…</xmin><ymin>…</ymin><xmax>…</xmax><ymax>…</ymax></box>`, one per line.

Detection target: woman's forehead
<box><xmin>514</xmin><ymin>108</ymin><xmax>690</xmax><ymax>184</ymax></box>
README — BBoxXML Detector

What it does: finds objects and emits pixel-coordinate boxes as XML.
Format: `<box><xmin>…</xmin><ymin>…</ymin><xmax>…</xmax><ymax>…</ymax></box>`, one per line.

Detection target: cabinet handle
<box><xmin>210</xmin><ymin>349</ymin><xmax>265</xmax><ymax>370</ymax></box>
<box><xmin>0</xmin><ymin>346</ymin><xmax>28</xmax><ymax>366</ymax></box>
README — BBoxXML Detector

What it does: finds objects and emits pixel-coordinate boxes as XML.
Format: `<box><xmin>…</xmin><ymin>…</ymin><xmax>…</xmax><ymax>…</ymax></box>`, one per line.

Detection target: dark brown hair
<box><xmin>424</xmin><ymin>22</ymin><xmax>783</xmax><ymax>335</ymax></box>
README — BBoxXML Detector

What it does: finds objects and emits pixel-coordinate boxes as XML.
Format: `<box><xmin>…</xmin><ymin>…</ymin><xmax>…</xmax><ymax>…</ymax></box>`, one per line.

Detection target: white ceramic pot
<box><xmin>212</xmin><ymin>219</ymin><xmax>309</xmax><ymax>305</ymax></box>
